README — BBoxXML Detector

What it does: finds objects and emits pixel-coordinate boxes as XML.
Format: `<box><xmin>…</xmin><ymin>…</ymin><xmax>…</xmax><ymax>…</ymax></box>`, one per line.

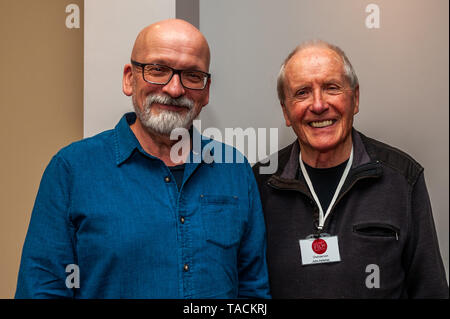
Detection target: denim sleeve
<box><xmin>237</xmin><ymin>162</ymin><xmax>271</xmax><ymax>299</ymax></box>
<box><xmin>15</xmin><ymin>154</ymin><xmax>76</xmax><ymax>299</ymax></box>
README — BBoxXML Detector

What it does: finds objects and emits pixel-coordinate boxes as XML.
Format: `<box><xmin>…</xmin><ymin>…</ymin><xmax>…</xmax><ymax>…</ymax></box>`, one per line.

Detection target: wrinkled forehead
<box><xmin>132</xmin><ymin>23</ymin><xmax>210</xmax><ymax>71</ymax></box>
<box><xmin>285</xmin><ymin>47</ymin><xmax>346</xmax><ymax>82</ymax></box>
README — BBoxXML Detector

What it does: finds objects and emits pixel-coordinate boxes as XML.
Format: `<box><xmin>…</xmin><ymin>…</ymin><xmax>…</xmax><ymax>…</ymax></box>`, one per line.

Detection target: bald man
<box><xmin>16</xmin><ymin>19</ymin><xmax>270</xmax><ymax>299</ymax></box>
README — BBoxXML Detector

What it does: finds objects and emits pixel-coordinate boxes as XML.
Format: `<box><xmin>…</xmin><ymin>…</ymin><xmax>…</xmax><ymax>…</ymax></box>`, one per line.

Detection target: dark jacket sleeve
<box><xmin>403</xmin><ymin>171</ymin><xmax>449</xmax><ymax>298</ymax></box>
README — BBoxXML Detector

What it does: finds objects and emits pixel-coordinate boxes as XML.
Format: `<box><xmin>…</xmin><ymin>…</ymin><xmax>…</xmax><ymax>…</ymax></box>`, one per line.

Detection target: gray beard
<box><xmin>133</xmin><ymin>93</ymin><xmax>197</xmax><ymax>136</ymax></box>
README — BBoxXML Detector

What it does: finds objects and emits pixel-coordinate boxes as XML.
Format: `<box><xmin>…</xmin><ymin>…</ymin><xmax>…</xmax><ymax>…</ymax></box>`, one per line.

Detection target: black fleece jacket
<box><xmin>253</xmin><ymin>129</ymin><xmax>448</xmax><ymax>298</ymax></box>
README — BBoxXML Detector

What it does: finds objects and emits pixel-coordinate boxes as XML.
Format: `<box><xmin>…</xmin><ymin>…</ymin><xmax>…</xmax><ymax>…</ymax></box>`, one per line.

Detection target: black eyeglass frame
<box><xmin>130</xmin><ymin>60</ymin><xmax>211</xmax><ymax>90</ymax></box>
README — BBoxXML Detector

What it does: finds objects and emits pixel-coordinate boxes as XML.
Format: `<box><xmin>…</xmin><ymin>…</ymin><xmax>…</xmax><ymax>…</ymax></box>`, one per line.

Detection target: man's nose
<box><xmin>162</xmin><ymin>74</ymin><xmax>185</xmax><ymax>98</ymax></box>
<box><xmin>310</xmin><ymin>88</ymin><xmax>328</xmax><ymax>114</ymax></box>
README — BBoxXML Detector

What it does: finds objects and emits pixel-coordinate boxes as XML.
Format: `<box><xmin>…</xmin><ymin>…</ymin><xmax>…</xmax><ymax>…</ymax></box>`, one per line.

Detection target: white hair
<box><xmin>277</xmin><ymin>40</ymin><xmax>359</xmax><ymax>105</ymax></box>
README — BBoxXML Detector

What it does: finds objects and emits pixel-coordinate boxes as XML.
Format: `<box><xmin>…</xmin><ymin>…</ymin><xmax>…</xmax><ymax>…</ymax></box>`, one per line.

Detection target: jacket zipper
<box><xmin>322</xmin><ymin>174</ymin><xmax>379</xmax><ymax>231</ymax></box>
<box><xmin>268</xmin><ymin>171</ymin><xmax>380</xmax><ymax>234</ymax></box>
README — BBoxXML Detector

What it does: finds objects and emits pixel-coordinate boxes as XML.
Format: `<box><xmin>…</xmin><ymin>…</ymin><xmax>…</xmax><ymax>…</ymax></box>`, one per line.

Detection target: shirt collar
<box><xmin>114</xmin><ymin>112</ymin><xmax>142</xmax><ymax>166</ymax></box>
<box><xmin>113</xmin><ymin>112</ymin><xmax>216</xmax><ymax>166</ymax></box>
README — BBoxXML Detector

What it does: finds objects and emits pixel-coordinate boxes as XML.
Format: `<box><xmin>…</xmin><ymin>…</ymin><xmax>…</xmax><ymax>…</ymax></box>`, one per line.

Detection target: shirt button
<box><xmin>183</xmin><ymin>264</ymin><xmax>189</xmax><ymax>272</ymax></box>
<box><xmin>164</xmin><ymin>176</ymin><xmax>171</xmax><ymax>183</ymax></box>
<box><xmin>180</xmin><ymin>216</ymin><xmax>185</xmax><ymax>224</ymax></box>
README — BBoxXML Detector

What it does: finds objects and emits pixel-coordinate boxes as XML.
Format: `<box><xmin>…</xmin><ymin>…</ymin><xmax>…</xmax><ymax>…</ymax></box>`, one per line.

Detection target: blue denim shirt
<box><xmin>15</xmin><ymin>113</ymin><xmax>270</xmax><ymax>299</ymax></box>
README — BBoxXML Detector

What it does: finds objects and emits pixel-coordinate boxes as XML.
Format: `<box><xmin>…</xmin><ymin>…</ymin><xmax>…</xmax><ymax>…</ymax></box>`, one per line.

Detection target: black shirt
<box><xmin>168</xmin><ymin>164</ymin><xmax>185</xmax><ymax>190</ymax></box>
<box><xmin>302</xmin><ymin>159</ymin><xmax>349</xmax><ymax>212</ymax></box>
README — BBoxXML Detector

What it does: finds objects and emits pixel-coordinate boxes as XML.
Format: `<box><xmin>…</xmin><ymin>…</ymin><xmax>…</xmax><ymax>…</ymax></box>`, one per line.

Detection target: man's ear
<box><xmin>200</xmin><ymin>77</ymin><xmax>211</xmax><ymax>109</ymax></box>
<box><xmin>281</xmin><ymin>102</ymin><xmax>292</xmax><ymax>127</ymax></box>
<box><xmin>122</xmin><ymin>64</ymin><xmax>133</xmax><ymax>96</ymax></box>
<box><xmin>353</xmin><ymin>85</ymin><xmax>360</xmax><ymax>115</ymax></box>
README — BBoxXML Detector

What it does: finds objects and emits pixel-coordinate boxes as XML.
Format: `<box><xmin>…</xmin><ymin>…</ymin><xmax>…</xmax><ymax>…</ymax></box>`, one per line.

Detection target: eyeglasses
<box><xmin>131</xmin><ymin>60</ymin><xmax>211</xmax><ymax>90</ymax></box>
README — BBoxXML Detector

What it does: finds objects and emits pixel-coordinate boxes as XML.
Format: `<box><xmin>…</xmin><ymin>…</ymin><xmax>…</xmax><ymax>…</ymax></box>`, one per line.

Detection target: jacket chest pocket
<box><xmin>201</xmin><ymin>195</ymin><xmax>242</xmax><ymax>248</ymax></box>
<box><xmin>353</xmin><ymin>223</ymin><xmax>400</xmax><ymax>240</ymax></box>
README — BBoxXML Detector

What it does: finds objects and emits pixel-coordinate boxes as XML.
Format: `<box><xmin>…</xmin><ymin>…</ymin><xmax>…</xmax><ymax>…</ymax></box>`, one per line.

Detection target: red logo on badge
<box><xmin>312</xmin><ymin>239</ymin><xmax>327</xmax><ymax>254</ymax></box>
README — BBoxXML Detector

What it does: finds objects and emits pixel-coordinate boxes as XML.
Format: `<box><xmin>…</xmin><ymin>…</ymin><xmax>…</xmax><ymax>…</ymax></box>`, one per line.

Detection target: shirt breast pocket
<box><xmin>201</xmin><ymin>194</ymin><xmax>242</xmax><ymax>248</ymax></box>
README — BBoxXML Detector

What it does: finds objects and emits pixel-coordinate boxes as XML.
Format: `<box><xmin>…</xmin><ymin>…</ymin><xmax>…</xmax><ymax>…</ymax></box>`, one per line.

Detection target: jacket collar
<box><xmin>270</xmin><ymin>128</ymin><xmax>382</xmax><ymax>191</ymax></box>
<box><xmin>351</xmin><ymin>129</ymin><xmax>372</xmax><ymax>169</ymax></box>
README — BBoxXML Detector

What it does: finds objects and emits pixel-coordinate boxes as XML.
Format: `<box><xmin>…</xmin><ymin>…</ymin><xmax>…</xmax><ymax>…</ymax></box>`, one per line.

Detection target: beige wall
<box><xmin>0</xmin><ymin>0</ymin><xmax>84</xmax><ymax>298</ymax></box>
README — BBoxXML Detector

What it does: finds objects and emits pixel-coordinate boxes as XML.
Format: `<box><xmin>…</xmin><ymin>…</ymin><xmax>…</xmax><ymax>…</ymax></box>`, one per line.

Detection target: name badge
<box><xmin>299</xmin><ymin>235</ymin><xmax>341</xmax><ymax>265</ymax></box>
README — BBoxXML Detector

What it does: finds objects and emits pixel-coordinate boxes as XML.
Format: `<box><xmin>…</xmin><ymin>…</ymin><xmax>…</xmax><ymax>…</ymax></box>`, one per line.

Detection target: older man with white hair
<box><xmin>253</xmin><ymin>40</ymin><xmax>448</xmax><ymax>298</ymax></box>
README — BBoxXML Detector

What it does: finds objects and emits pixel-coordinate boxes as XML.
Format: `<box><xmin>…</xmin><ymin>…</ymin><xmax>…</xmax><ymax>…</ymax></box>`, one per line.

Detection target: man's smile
<box><xmin>153</xmin><ymin>103</ymin><xmax>189</xmax><ymax>112</ymax></box>
<box><xmin>308</xmin><ymin>119</ymin><xmax>337</xmax><ymax>128</ymax></box>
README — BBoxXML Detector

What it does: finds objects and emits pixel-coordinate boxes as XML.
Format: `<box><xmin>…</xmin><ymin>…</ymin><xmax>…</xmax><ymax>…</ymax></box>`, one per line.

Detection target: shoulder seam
<box><xmin>360</xmin><ymin>134</ymin><xmax>423</xmax><ymax>185</ymax></box>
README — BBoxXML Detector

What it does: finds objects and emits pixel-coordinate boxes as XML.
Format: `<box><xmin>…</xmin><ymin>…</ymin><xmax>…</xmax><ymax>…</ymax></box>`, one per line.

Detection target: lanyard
<box><xmin>299</xmin><ymin>147</ymin><xmax>353</xmax><ymax>231</ymax></box>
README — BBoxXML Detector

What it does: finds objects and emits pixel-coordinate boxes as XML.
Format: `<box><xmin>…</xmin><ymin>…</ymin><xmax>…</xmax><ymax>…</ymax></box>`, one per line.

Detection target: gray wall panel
<box><xmin>200</xmin><ymin>0</ymin><xmax>449</xmax><ymax>281</ymax></box>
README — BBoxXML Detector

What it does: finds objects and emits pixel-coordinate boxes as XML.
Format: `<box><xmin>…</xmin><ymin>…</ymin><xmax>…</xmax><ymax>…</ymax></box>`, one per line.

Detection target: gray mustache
<box><xmin>145</xmin><ymin>94</ymin><xmax>194</xmax><ymax>110</ymax></box>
